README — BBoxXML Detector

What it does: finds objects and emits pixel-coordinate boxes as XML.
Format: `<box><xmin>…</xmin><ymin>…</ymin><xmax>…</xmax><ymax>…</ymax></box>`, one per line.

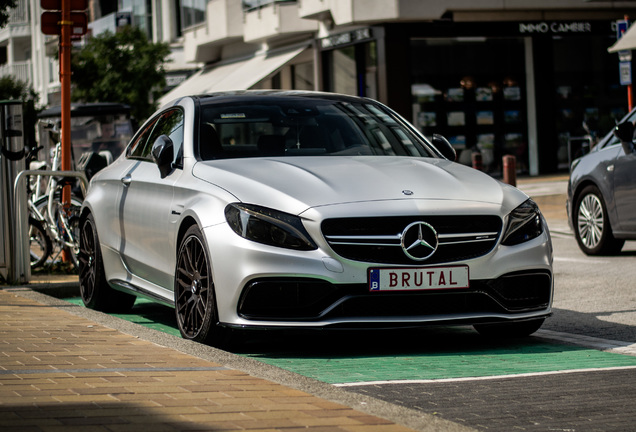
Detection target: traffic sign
<box><xmin>620</xmin><ymin>61</ymin><xmax>632</xmax><ymax>86</ymax></box>
<box><xmin>617</xmin><ymin>19</ymin><xmax>631</xmax><ymax>62</ymax></box>
<box><xmin>40</xmin><ymin>0</ymin><xmax>88</xmax><ymax>10</ymax></box>
<box><xmin>40</xmin><ymin>11</ymin><xmax>87</xmax><ymax>36</ymax></box>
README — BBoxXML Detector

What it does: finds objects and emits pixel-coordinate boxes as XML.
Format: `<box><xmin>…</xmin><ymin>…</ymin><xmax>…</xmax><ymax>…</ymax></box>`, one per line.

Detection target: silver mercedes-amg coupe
<box><xmin>78</xmin><ymin>91</ymin><xmax>553</xmax><ymax>347</ymax></box>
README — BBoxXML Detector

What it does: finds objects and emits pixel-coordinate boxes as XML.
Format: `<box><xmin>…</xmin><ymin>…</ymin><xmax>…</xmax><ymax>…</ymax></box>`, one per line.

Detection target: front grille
<box><xmin>321</xmin><ymin>215</ymin><xmax>502</xmax><ymax>265</ymax></box>
<box><xmin>237</xmin><ymin>270</ymin><xmax>552</xmax><ymax>321</ymax></box>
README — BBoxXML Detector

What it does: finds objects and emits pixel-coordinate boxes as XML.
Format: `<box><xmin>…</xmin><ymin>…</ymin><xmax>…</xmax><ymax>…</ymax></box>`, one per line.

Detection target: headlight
<box><xmin>501</xmin><ymin>199</ymin><xmax>544</xmax><ymax>246</ymax></box>
<box><xmin>225</xmin><ymin>203</ymin><xmax>317</xmax><ymax>251</ymax></box>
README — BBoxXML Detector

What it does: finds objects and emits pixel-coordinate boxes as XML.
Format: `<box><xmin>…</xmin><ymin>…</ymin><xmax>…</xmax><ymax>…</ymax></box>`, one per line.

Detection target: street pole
<box><xmin>60</xmin><ymin>0</ymin><xmax>71</xmax><ymax>208</ymax></box>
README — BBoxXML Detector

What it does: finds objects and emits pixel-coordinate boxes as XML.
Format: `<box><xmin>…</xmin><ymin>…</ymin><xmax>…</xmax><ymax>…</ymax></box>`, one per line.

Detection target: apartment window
<box><xmin>242</xmin><ymin>0</ymin><xmax>296</xmax><ymax>11</ymax></box>
<box><xmin>121</xmin><ymin>0</ymin><xmax>153</xmax><ymax>39</ymax></box>
<box><xmin>181</xmin><ymin>0</ymin><xmax>206</xmax><ymax>30</ymax></box>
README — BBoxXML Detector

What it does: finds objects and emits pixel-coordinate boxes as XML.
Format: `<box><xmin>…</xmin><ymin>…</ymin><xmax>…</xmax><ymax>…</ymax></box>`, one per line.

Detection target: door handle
<box><xmin>121</xmin><ymin>175</ymin><xmax>132</xmax><ymax>186</ymax></box>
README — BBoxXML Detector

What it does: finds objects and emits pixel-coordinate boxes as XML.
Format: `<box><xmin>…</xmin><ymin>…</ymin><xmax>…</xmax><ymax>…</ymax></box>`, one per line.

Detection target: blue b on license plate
<box><xmin>368</xmin><ymin>265</ymin><xmax>469</xmax><ymax>291</ymax></box>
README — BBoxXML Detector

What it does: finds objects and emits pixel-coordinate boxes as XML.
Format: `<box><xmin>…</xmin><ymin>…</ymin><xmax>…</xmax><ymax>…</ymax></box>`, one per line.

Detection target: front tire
<box><xmin>175</xmin><ymin>225</ymin><xmax>226</xmax><ymax>346</ymax></box>
<box><xmin>79</xmin><ymin>213</ymin><xmax>136</xmax><ymax>312</ymax></box>
<box><xmin>574</xmin><ymin>185</ymin><xmax>624</xmax><ymax>255</ymax></box>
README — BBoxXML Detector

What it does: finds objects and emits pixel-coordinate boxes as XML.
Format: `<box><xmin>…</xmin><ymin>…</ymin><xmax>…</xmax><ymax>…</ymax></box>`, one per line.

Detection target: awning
<box><xmin>158</xmin><ymin>45</ymin><xmax>308</xmax><ymax>106</ymax></box>
<box><xmin>609</xmin><ymin>23</ymin><xmax>636</xmax><ymax>52</ymax></box>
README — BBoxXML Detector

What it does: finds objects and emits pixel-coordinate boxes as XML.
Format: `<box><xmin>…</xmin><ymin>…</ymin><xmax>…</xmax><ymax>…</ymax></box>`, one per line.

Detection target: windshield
<box><xmin>198</xmin><ymin>97</ymin><xmax>435</xmax><ymax>160</ymax></box>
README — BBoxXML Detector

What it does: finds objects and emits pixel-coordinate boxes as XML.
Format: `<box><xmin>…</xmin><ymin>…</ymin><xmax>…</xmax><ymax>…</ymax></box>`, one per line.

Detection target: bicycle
<box><xmin>26</xmin><ymin>143</ymin><xmax>83</xmax><ymax>269</ymax></box>
<box><xmin>24</xmin><ymin>145</ymin><xmax>52</xmax><ymax>269</ymax></box>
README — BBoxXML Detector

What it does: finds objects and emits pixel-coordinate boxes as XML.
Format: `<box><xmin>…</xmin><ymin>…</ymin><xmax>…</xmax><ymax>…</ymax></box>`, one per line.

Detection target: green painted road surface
<box><xmin>66</xmin><ymin>297</ymin><xmax>636</xmax><ymax>384</ymax></box>
<box><xmin>245</xmin><ymin>342</ymin><xmax>636</xmax><ymax>384</ymax></box>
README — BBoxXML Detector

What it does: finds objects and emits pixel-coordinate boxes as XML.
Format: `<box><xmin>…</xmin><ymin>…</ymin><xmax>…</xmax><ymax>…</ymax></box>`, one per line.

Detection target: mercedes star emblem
<box><xmin>400</xmin><ymin>221</ymin><xmax>439</xmax><ymax>261</ymax></box>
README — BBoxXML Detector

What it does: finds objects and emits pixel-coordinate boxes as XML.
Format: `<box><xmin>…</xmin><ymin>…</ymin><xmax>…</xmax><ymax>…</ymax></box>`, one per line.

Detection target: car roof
<box><xmin>190</xmin><ymin>90</ymin><xmax>375</xmax><ymax>106</ymax></box>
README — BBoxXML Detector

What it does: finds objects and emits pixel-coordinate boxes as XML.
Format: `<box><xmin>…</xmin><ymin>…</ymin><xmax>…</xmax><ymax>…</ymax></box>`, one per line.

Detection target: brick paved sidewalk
<box><xmin>0</xmin><ymin>289</ymin><xmax>473</xmax><ymax>432</ymax></box>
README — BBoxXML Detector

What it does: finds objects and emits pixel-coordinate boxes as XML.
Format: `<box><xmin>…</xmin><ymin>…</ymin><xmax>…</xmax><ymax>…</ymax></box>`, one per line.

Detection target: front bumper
<box><xmin>236</xmin><ymin>270</ymin><xmax>552</xmax><ymax>322</ymax></box>
<box><xmin>205</xmin><ymin>219</ymin><xmax>553</xmax><ymax>329</ymax></box>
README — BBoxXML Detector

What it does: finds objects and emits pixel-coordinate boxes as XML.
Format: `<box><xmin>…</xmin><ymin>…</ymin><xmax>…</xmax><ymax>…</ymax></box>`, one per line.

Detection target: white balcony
<box><xmin>243</xmin><ymin>1</ymin><xmax>317</xmax><ymax>43</ymax></box>
<box><xmin>183</xmin><ymin>0</ymin><xmax>244</xmax><ymax>63</ymax></box>
<box><xmin>297</xmin><ymin>0</ymin><xmax>331</xmax><ymax>20</ymax></box>
<box><xmin>0</xmin><ymin>0</ymin><xmax>31</xmax><ymax>43</ymax></box>
<box><xmin>0</xmin><ymin>60</ymin><xmax>32</xmax><ymax>84</ymax></box>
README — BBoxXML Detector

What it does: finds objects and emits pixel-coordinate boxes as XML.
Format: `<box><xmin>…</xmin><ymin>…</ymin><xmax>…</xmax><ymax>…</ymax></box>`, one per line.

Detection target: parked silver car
<box><xmin>79</xmin><ymin>91</ymin><xmax>553</xmax><ymax>347</ymax></box>
<box><xmin>567</xmin><ymin>109</ymin><xmax>636</xmax><ymax>255</ymax></box>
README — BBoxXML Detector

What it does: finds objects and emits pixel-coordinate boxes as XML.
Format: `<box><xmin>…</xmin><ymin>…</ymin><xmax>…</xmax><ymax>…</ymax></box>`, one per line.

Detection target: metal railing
<box><xmin>12</xmin><ymin>170</ymin><xmax>88</xmax><ymax>283</ymax></box>
<box><xmin>9</xmin><ymin>0</ymin><xmax>28</xmax><ymax>24</ymax></box>
<box><xmin>0</xmin><ymin>61</ymin><xmax>32</xmax><ymax>84</ymax></box>
<box><xmin>242</xmin><ymin>0</ymin><xmax>296</xmax><ymax>11</ymax></box>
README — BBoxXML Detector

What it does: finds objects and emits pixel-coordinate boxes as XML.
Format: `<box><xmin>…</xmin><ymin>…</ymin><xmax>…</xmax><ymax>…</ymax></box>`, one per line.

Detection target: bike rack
<box><xmin>12</xmin><ymin>170</ymin><xmax>88</xmax><ymax>283</ymax></box>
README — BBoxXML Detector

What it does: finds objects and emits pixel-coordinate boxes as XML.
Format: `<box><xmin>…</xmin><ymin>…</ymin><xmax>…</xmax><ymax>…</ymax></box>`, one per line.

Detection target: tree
<box><xmin>0</xmin><ymin>0</ymin><xmax>16</xmax><ymax>29</ymax></box>
<box><xmin>71</xmin><ymin>26</ymin><xmax>171</xmax><ymax>122</ymax></box>
<box><xmin>0</xmin><ymin>76</ymin><xmax>40</xmax><ymax>149</ymax></box>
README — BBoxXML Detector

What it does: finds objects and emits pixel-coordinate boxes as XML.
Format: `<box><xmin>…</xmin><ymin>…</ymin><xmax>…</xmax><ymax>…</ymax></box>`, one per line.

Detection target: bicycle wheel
<box><xmin>34</xmin><ymin>194</ymin><xmax>83</xmax><ymax>267</ymax></box>
<box><xmin>29</xmin><ymin>216</ymin><xmax>51</xmax><ymax>269</ymax></box>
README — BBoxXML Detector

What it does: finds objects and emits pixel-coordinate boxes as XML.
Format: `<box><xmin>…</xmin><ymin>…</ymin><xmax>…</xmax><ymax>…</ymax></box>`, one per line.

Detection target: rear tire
<box><xmin>79</xmin><ymin>213</ymin><xmax>136</xmax><ymax>312</ymax></box>
<box><xmin>474</xmin><ymin>318</ymin><xmax>545</xmax><ymax>338</ymax></box>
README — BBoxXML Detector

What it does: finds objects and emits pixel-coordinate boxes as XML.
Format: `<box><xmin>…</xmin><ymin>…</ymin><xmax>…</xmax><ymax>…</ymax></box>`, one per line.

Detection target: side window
<box><xmin>146</xmin><ymin>109</ymin><xmax>184</xmax><ymax>162</ymax></box>
<box><xmin>127</xmin><ymin>117</ymin><xmax>158</xmax><ymax>159</ymax></box>
<box><xmin>127</xmin><ymin>108</ymin><xmax>184</xmax><ymax>162</ymax></box>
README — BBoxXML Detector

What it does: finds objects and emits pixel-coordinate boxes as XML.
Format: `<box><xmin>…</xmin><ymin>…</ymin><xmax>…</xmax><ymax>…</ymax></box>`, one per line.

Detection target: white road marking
<box><xmin>334</xmin><ymin>365</ymin><xmax>636</xmax><ymax>387</ymax></box>
<box><xmin>536</xmin><ymin>329</ymin><xmax>636</xmax><ymax>355</ymax></box>
<box><xmin>553</xmin><ymin>256</ymin><xmax>607</xmax><ymax>264</ymax></box>
<box><xmin>334</xmin><ymin>329</ymin><xmax>636</xmax><ymax>387</ymax></box>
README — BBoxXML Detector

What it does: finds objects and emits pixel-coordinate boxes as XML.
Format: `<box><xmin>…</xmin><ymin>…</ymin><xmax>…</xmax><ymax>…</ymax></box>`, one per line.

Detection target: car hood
<box><xmin>192</xmin><ymin>156</ymin><xmax>524</xmax><ymax>215</ymax></box>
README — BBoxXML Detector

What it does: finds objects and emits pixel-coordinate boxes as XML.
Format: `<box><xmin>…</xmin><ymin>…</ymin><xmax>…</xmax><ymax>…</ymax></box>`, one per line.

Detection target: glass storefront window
<box><xmin>292</xmin><ymin>62</ymin><xmax>314</xmax><ymax>90</ymax></box>
<box><xmin>330</xmin><ymin>46</ymin><xmax>357</xmax><ymax>95</ymax></box>
<box><xmin>323</xmin><ymin>41</ymin><xmax>378</xmax><ymax>98</ymax></box>
<box><xmin>552</xmin><ymin>36</ymin><xmax>626</xmax><ymax>170</ymax></box>
<box><xmin>410</xmin><ymin>37</ymin><xmax>527</xmax><ymax>175</ymax></box>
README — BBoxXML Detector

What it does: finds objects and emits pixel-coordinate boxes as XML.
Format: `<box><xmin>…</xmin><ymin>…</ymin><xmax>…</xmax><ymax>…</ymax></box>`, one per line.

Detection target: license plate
<box><xmin>368</xmin><ymin>265</ymin><xmax>469</xmax><ymax>291</ymax></box>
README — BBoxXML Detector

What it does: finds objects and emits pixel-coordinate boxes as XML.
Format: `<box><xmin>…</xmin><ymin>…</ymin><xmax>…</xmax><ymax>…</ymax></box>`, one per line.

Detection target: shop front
<box><xmin>319</xmin><ymin>18</ymin><xmax>632</xmax><ymax>176</ymax></box>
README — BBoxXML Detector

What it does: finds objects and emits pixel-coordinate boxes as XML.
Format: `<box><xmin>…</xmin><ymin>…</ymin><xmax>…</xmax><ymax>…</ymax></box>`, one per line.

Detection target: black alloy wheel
<box><xmin>78</xmin><ymin>213</ymin><xmax>135</xmax><ymax>312</ymax></box>
<box><xmin>175</xmin><ymin>225</ymin><xmax>222</xmax><ymax>345</ymax></box>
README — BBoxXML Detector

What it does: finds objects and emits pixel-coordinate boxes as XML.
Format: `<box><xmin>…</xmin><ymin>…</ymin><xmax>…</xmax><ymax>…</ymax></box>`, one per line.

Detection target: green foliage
<box><xmin>0</xmin><ymin>75</ymin><xmax>37</xmax><ymax>101</ymax></box>
<box><xmin>71</xmin><ymin>26</ymin><xmax>172</xmax><ymax>122</ymax></box>
<box><xmin>0</xmin><ymin>0</ymin><xmax>17</xmax><ymax>29</ymax></box>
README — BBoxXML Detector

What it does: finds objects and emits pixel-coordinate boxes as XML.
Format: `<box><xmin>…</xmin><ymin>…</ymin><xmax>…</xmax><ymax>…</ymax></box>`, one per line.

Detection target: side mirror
<box><xmin>614</xmin><ymin>121</ymin><xmax>634</xmax><ymax>142</ymax></box>
<box><xmin>613</xmin><ymin>121</ymin><xmax>636</xmax><ymax>155</ymax></box>
<box><xmin>151</xmin><ymin>134</ymin><xmax>174</xmax><ymax>178</ymax></box>
<box><xmin>432</xmin><ymin>134</ymin><xmax>457</xmax><ymax>161</ymax></box>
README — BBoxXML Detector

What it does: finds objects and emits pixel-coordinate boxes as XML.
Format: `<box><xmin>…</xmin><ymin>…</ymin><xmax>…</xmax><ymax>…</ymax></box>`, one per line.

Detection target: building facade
<box><xmin>0</xmin><ymin>0</ymin><xmax>201</xmax><ymax>108</ymax></box>
<box><xmin>165</xmin><ymin>0</ymin><xmax>636</xmax><ymax>175</ymax></box>
<box><xmin>2</xmin><ymin>0</ymin><xmax>636</xmax><ymax>175</ymax></box>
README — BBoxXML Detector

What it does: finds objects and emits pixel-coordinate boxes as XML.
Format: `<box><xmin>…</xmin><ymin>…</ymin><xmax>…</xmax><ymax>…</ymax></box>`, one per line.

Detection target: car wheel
<box><xmin>175</xmin><ymin>225</ymin><xmax>226</xmax><ymax>346</ymax></box>
<box><xmin>574</xmin><ymin>185</ymin><xmax>624</xmax><ymax>255</ymax></box>
<box><xmin>473</xmin><ymin>318</ymin><xmax>545</xmax><ymax>338</ymax></box>
<box><xmin>79</xmin><ymin>213</ymin><xmax>136</xmax><ymax>312</ymax></box>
